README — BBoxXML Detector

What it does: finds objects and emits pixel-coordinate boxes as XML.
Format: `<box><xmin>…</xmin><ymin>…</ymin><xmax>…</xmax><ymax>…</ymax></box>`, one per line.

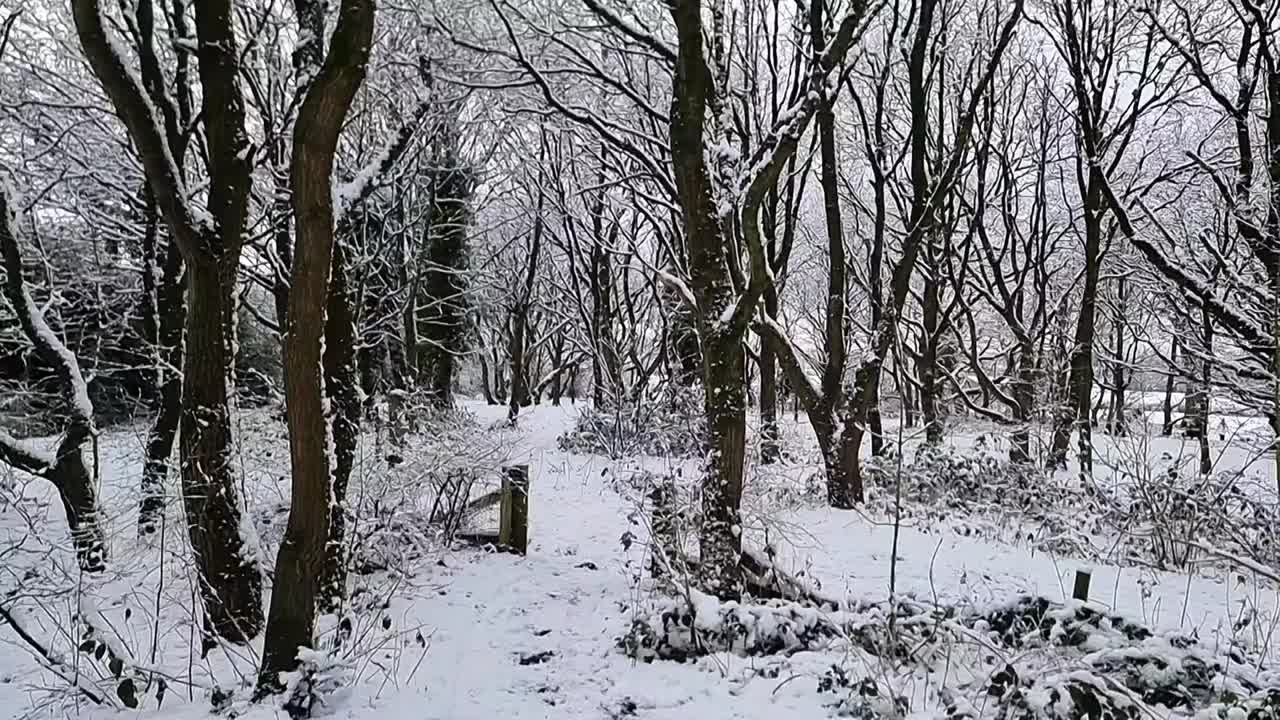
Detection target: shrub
<box><xmin>558</xmin><ymin>387</ymin><xmax>705</xmax><ymax>459</ymax></box>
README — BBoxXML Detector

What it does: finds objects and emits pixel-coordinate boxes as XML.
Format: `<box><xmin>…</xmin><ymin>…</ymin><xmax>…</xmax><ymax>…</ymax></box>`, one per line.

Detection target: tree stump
<box><xmin>499</xmin><ymin>465</ymin><xmax>529</xmax><ymax>554</ymax></box>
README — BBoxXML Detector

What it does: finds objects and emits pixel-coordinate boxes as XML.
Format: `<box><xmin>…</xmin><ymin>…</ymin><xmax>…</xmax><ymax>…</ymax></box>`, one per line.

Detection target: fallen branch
<box><xmin>0</xmin><ymin>603</ymin><xmax>106</xmax><ymax>705</ymax></box>
<box><xmin>1185</xmin><ymin>539</ymin><xmax>1280</xmax><ymax>584</ymax></box>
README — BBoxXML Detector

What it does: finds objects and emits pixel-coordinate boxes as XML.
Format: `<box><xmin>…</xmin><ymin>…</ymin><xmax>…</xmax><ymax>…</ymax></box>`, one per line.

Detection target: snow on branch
<box><xmin>751</xmin><ymin>315</ymin><xmax>822</xmax><ymax>411</ymax></box>
<box><xmin>0</xmin><ymin>181</ymin><xmax>96</xmax><ymax>431</ymax></box>
<box><xmin>578</xmin><ymin>0</ymin><xmax>676</xmax><ymax>64</ymax></box>
<box><xmin>0</xmin><ymin>428</ymin><xmax>54</xmax><ymax>476</ymax></box>
<box><xmin>69</xmin><ymin>0</ymin><xmax>211</xmax><ymax>254</ymax></box>
<box><xmin>1109</xmin><ymin>185</ymin><xmax>1274</xmax><ymax>362</ymax></box>
<box><xmin>653</xmin><ymin>267</ymin><xmax>697</xmax><ymax>312</ymax></box>
<box><xmin>335</xmin><ymin>96</ymin><xmax>436</xmax><ymax>223</ymax></box>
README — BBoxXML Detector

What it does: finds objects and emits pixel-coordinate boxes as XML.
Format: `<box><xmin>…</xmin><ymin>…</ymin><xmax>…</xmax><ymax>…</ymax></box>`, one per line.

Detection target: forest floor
<box><xmin>0</xmin><ymin>401</ymin><xmax>1277</xmax><ymax>719</ymax></box>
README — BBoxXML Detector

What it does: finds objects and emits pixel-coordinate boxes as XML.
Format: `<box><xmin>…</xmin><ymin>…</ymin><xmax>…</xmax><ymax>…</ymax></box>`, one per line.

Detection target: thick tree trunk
<box><xmin>259</xmin><ymin>0</ymin><xmax>373</xmax><ymax>692</ymax></box>
<box><xmin>50</xmin><ymin>428</ymin><xmax>108</xmax><ymax>572</ymax></box>
<box><xmin>699</xmin><ymin>331</ymin><xmax>747</xmax><ymax>598</ymax></box>
<box><xmin>180</xmin><ymin>261</ymin><xmax>264</xmax><ymax>642</ymax></box>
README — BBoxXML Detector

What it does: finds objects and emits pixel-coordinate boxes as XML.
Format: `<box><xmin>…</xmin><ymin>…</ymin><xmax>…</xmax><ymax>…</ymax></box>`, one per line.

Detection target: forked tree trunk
<box><xmin>72</xmin><ymin>0</ymin><xmax>265</xmax><ymax>642</ymax></box>
<box><xmin>259</xmin><ymin>0</ymin><xmax>374</xmax><ymax>693</ymax></box>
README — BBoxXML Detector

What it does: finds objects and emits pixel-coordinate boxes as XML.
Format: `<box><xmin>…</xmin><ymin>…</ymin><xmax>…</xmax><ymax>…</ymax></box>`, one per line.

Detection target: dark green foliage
<box><xmin>416</xmin><ymin>126</ymin><xmax>475</xmax><ymax>406</ymax></box>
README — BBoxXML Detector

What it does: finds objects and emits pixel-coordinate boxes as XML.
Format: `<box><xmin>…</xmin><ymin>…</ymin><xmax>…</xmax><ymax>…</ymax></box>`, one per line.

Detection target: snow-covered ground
<box><xmin>0</xmin><ymin>401</ymin><xmax>1276</xmax><ymax>719</ymax></box>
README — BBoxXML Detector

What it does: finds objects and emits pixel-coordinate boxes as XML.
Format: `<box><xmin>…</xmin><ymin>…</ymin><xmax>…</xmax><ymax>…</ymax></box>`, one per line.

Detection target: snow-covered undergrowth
<box><xmin>622</xmin><ymin>590</ymin><xmax>1280</xmax><ymax>719</ymax></box>
<box><xmin>0</xmin><ymin>402</ymin><xmax>1276</xmax><ymax>720</ymax></box>
<box><xmin>556</xmin><ymin>388</ymin><xmax>705</xmax><ymax>459</ymax></box>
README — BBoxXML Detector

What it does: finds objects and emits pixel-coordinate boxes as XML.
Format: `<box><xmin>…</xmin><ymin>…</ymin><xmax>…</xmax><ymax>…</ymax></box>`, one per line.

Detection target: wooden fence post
<box><xmin>1072</xmin><ymin>569</ymin><xmax>1091</xmax><ymax>602</ymax></box>
<box><xmin>499</xmin><ymin>465</ymin><xmax>529</xmax><ymax>554</ymax></box>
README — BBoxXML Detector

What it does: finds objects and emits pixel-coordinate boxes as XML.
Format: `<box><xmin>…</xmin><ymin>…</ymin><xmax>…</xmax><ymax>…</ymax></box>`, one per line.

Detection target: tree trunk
<box><xmin>508</xmin><ymin>307</ymin><xmax>527</xmax><ymax>423</ymax></box>
<box><xmin>1050</xmin><ymin>180</ymin><xmax>1102</xmax><ymax>473</ymax></box>
<box><xmin>479</xmin><ymin>351</ymin><xmax>496</xmax><ymax>405</ymax></box>
<box><xmin>868</xmin><ymin>384</ymin><xmax>884</xmax><ymax>457</ymax></box>
<box><xmin>0</xmin><ymin>185</ymin><xmax>108</xmax><ymax>571</ymax></box>
<box><xmin>759</xmin><ymin>287</ymin><xmax>781</xmax><ymax>464</ymax></box>
<box><xmin>71</xmin><ymin>0</ymin><xmax>265</xmax><ymax>642</ymax></box>
<box><xmin>181</xmin><ymin>261</ymin><xmax>264</xmax><ymax>642</ymax></box>
<box><xmin>139</xmin><ymin>238</ymin><xmax>184</xmax><ymax>535</ymax></box>
<box><xmin>698</xmin><ymin>331</ymin><xmax>747</xmax><ymax>598</ymax></box>
<box><xmin>1199</xmin><ymin>304</ymin><xmax>1213</xmax><ymax>477</ymax></box>
<box><xmin>320</xmin><ymin>239</ymin><xmax>361</xmax><ymax>609</ymax></box>
<box><xmin>259</xmin><ymin>0</ymin><xmax>374</xmax><ymax>693</ymax></box>
<box><xmin>1162</xmin><ymin>336</ymin><xmax>1178</xmax><ymax>436</ymax></box>
<box><xmin>50</xmin><ymin>428</ymin><xmax>107</xmax><ymax>572</ymax></box>
<box><xmin>1107</xmin><ymin>277</ymin><xmax>1127</xmax><ymax>436</ymax></box>
<box><xmin>1011</xmin><ymin>339</ymin><xmax>1036</xmax><ymax>464</ymax></box>
<box><xmin>919</xmin><ymin>245</ymin><xmax>943</xmax><ymax>445</ymax></box>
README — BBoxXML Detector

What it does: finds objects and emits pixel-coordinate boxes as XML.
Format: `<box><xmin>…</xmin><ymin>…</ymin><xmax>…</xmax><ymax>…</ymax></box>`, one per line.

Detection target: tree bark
<box><xmin>1162</xmin><ymin>336</ymin><xmax>1178</xmax><ymax>436</ymax></box>
<box><xmin>139</xmin><ymin>237</ymin><xmax>184</xmax><ymax>535</ymax></box>
<box><xmin>1049</xmin><ymin>179</ymin><xmax>1101</xmax><ymax>473</ymax></box>
<box><xmin>759</xmin><ymin>287</ymin><xmax>781</xmax><ymax>464</ymax></box>
<box><xmin>320</xmin><ymin>239</ymin><xmax>361</xmax><ymax>609</ymax></box>
<box><xmin>1011</xmin><ymin>339</ymin><xmax>1036</xmax><ymax>464</ymax></box>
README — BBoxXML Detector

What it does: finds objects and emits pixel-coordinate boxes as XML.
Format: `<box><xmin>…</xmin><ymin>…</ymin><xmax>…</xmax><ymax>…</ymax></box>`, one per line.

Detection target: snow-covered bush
<box><xmin>1110</xmin><ymin>463</ymin><xmax>1280</xmax><ymax>572</ymax></box>
<box><xmin>622</xmin><ymin>591</ymin><xmax>1280</xmax><ymax>720</ymax></box>
<box><xmin>864</xmin><ymin>443</ymin><xmax>1109</xmax><ymax>557</ymax></box>
<box><xmin>557</xmin><ymin>387</ymin><xmax>705</xmax><ymax>459</ymax></box>
<box><xmin>345</xmin><ymin>406</ymin><xmax>510</xmax><ymax>574</ymax></box>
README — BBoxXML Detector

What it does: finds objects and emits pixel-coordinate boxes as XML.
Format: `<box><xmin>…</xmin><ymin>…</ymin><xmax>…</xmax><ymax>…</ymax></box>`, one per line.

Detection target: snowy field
<box><xmin>0</xmin><ymin>401</ymin><xmax>1277</xmax><ymax>719</ymax></box>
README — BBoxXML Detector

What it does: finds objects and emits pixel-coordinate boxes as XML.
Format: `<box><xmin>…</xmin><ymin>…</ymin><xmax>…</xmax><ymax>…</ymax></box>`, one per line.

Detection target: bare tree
<box><xmin>71</xmin><ymin>0</ymin><xmax>264</xmax><ymax>642</ymax></box>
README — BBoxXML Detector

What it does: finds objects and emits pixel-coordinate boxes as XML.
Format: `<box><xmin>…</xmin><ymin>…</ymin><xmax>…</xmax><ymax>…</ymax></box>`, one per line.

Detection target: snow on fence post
<box><xmin>499</xmin><ymin>465</ymin><xmax>529</xmax><ymax>554</ymax></box>
<box><xmin>1072</xmin><ymin>569</ymin><xmax>1091</xmax><ymax>602</ymax></box>
<box><xmin>649</xmin><ymin>476</ymin><xmax>676</xmax><ymax>579</ymax></box>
